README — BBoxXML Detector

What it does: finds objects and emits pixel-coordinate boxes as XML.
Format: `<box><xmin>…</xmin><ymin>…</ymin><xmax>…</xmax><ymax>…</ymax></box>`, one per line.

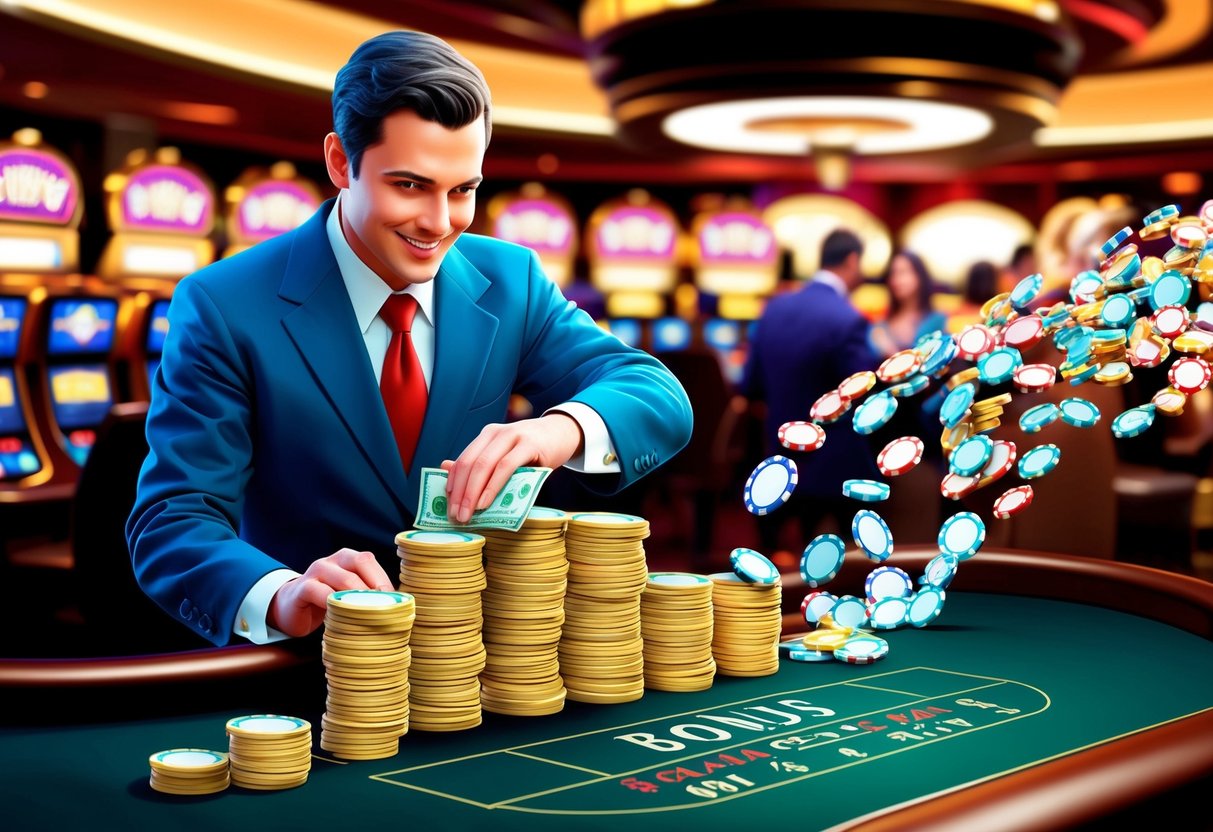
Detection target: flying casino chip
<box><xmin>877</xmin><ymin>436</ymin><xmax>924</xmax><ymax>476</ymax></box>
<box><xmin>1168</xmin><ymin>356</ymin><xmax>1211</xmax><ymax>395</ymax></box>
<box><xmin>1018</xmin><ymin>403</ymin><xmax>1060</xmax><ymax>434</ymax></box>
<box><xmin>940</xmin><ymin>472</ymin><xmax>981</xmax><ymax>500</ymax></box>
<box><xmin>837</xmin><ymin>370</ymin><xmax>878</xmax><ymax>401</ymax></box>
<box><xmin>888</xmin><ymin>374</ymin><xmax>930</xmax><ymax>398</ymax></box>
<box><xmin>778</xmin><ymin>420</ymin><xmax>826</xmax><ymax>452</ymax></box>
<box><xmin>842</xmin><ymin>479</ymin><xmax>891</xmax><ymax>502</ymax></box>
<box><xmin>852</xmin><ymin>509</ymin><xmax>894</xmax><ymax>562</ymax></box>
<box><xmin>993</xmin><ymin>484</ymin><xmax>1035</xmax><ymax>519</ymax></box>
<box><xmin>1149</xmin><ymin>269</ymin><xmax>1191</xmax><ymax>310</ymax></box>
<box><xmin>949</xmin><ymin>435</ymin><xmax>994</xmax><ymax>477</ymax></box>
<box><xmin>1112</xmin><ymin>405</ymin><xmax>1156</xmax><ymax>439</ymax></box>
<box><xmin>1099</xmin><ymin>225</ymin><xmax>1133</xmax><ymax>259</ymax></box>
<box><xmin>939</xmin><ymin>382</ymin><xmax>977</xmax><ymax>429</ymax></box>
<box><xmin>865</xmin><ymin>565</ymin><xmax>913</xmax><ymax>603</ymax></box>
<box><xmin>956</xmin><ymin>324</ymin><xmax>996</xmax><ymax>361</ymax></box>
<box><xmin>867</xmin><ymin>597</ymin><xmax>910</xmax><ymax>631</ymax></box>
<box><xmin>1099</xmin><ymin>294</ymin><xmax>1136</xmax><ymax>328</ymax></box>
<box><xmin>1018</xmin><ymin>444</ymin><xmax>1061</xmax><ymax>479</ymax></box>
<box><xmin>834</xmin><ymin>634</ymin><xmax>889</xmax><ymax>665</ymax></box>
<box><xmin>937</xmin><ymin>511</ymin><xmax>986</xmax><ymax>560</ymax></box>
<box><xmin>919</xmin><ymin>335</ymin><xmax>958</xmax><ymax>377</ymax></box>
<box><xmin>1001</xmin><ymin>314</ymin><xmax>1044</xmax><ymax>351</ymax></box>
<box><xmin>730</xmin><ymin>547</ymin><xmax>780</xmax><ymax>584</ymax></box>
<box><xmin>1151</xmin><ymin>305</ymin><xmax>1190</xmax><ymax>340</ymax></box>
<box><xmin>919</xmin><ymin>553</ymin><xmax>960</xmax><ymax>590</ymax></box>
<box><xmin>1009</xmin><ymin>272</ymin><xmax>1043</xmax><ymax>310</ymax></box>
<box><xmin>978</xmin><ymin>440</ymin><xmax>1017</xmax><ymax>485</ymax></box>
<box><xmin>977</xmin><ymin>346</ymin><xmax>1023</xmax><ymax>385</ymax></box>
<box><xmin>830</xmin><ymin>595</ymin><xmax>870</xmax><ymax>630</ymax></box>
<box><xmin>877</xmin><ymin>349</ymin><xmax>922</xmax><ymax>383</ymax></box>
<box><xmin>801</xmin><ymin>591</ymin><xmax>838</xmax><ymax>625</ymax></box>
<box><xmin>800</xmin><ymin>534</ymin><xmax>846</xmax><ymax>588</ymax></box>
<box><xmin>810</xmin><ymin>389</ymin><xmax>851</xmax><ymax>424</ymax></box>
<box><xmin>779</xmin><ymin>638</ymin><xmax>834</xmax><ymax>662</ymax></box>
<box><xmin>744</xmin><ymin>455</ymin><xmax>798</xmax><ymax>515</ymax></box>
<box><xmin>852</xmin><ymin>391</ymin><xmax>898</xmax><ymax>435</ymax></box>
<box><xmin>1059</xmin><ymin>397</ymin><xmax>1101</xmax><ymax>428</ymax></box>
<box><xmin>1014</xmin><ymin>363</ymin><xmax>1057</xmax><ymax>393</ymax></box>
<box><xmin>907</xmin><ymin>588</ymin><xmax>947</xmax><ymax>627</ymax></box>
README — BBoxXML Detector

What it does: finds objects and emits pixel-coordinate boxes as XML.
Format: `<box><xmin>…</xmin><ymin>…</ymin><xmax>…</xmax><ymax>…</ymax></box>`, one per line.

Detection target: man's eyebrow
<box><xmin>383</xmin><ymin>171</ymin><xmax>484</xmax><ymax>187</ymax></box>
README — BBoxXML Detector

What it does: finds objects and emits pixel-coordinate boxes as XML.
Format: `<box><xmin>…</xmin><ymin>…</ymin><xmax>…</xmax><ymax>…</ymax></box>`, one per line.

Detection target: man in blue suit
<box><xmin>127</xmin><ymin>31</ymin><xmax>692</xmax><ymax>647</ymax></box>
<box><xmin>741</xmin><ymin>229</ymin><xmax>878</xmax><ymax>555</ymax></box>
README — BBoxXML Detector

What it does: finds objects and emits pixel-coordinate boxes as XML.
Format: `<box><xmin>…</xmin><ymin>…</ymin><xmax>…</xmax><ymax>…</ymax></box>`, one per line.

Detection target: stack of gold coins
<box><xmin>479</xmin><ymin>507</ymin><xmax>569</xmax><ymax>716</ymax></box>
<box><xmin>320</xmin><ymin>589</ymin><xmax>416</xmax><ymax>759</ymax></box>
<box><xmin>709</xmin><ymin>573</ymin><xmax>782</xmax><ymax>677</ymax></box>
<box><xmin>148</xmin><ymin>748</ymin><xmax>229</xmax><ymax>795</ymax></box>
<box><xmin>560</xmin><ymin>512</ymin><xmax>650</xmax><ymax>704</ymax></box>
<box><xmin>225</xmin><ymin>715</ymin><xmax>312</xmax><ymax>790</ymax></box>
<box><xmin>640</xmin><ymin>572</ymin><xmax>716</xmax><ymax>692</ymax></box>
<box><xmin>396</xmin><ymin>530</ymin><xmax>487</xmax><ymax>732</ymax></box>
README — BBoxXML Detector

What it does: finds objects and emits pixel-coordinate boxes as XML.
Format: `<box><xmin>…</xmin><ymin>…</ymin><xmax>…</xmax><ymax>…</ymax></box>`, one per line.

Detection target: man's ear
<box><xmin>324</xmin><ymin>132</ymin><xmax>351</xmax><ymax>190</ymax></box>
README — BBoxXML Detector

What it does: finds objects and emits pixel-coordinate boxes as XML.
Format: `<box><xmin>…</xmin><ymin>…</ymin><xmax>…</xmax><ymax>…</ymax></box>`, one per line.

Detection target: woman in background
<box><xmin>869</xmin><ymin>249</ymin><xmax>947</xmax><ymax>357</ymax></box>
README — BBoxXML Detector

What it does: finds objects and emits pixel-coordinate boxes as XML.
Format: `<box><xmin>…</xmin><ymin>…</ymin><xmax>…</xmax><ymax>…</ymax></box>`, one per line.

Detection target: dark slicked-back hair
<box><xmin>820</xmin><ymin>228</ymin><xmax>864</xmax><ymax>269</ymax></box>
<box><xmin>333</xmin><ymin>30</ymin><xmax>492</xmax><ymax>178</ymax></box>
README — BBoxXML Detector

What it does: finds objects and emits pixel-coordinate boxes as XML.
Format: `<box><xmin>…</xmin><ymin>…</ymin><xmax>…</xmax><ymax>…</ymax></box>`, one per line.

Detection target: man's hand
<box><xmin>267</xmin><ymin>548</ymin><xmax>394</xmax><ymax>637</ymax></box>
<box><xmin>441</xmin><ymin>413</ymin><xmax>583</xmax><ymax>523</ymax></box>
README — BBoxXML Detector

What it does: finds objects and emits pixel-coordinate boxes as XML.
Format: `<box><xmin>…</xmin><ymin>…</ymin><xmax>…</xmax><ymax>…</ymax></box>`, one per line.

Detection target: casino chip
<box><xmin>993</xmin><ymin>485</ymin><xmax>1034</xmax><ymax>519</ymax></box>
<box><xmin>810</xmin><ymin>389</ymin><xmax>851</xmax><ymax>424</ymax></box>
<box><xmin>730</xmin><ymin>547</ymin><xmax>780</xmax><ymax>584</ymax></box>
<box><xmin>977</xmin><ymin>346</ymin><xmax>1023</xmax><ymax>385</ymax></box>
<box><xmin>956</xmin><ymin>325</ymin><xmax>996</xmax><ymax>361</ymax></box>
<box><xmin>877</xmin><ymin>436</ymin><xmax>924</xmax><ymax>476</ymax></box>
<box><xmin>1019</xmin><ymin>403</ymin><xmax>1060</xmax><ymax>433</ymax></box>
<box><xmin>779</xmin><ymin>638</ymin><xmax>834</xmax><ymax>662</ymax></box>
<box><xmin>865</xmin><ymin>565</ymin><xmax>913</xmax><ymax>603</ymax></box>
<box><xmin>940</xmin><ymin>472</ymin><xmax>981</xmax><ymax>500</ymax></box>
<box><xmin>1112</xmin><ymin>405</ymin><xmax>1156</xmax><ymax>439</ymax></box>
<box><xmin>937</xmin><ymin>512</ymin><xmax>986</xmax><ymax>561</ymax></box>
<box><xmin>778</xmin><ymin>420</ymin><xmax>826</xmax><ymax>452</ymax></box>
<box><xmin>1002</xmin><ymin>315</ymin><xmax>1045</xmax><ymax>352</ymax></box>
<box><xmin>1010</xmin><ymin>272</ymin><xmax>1043</xmax><ymax>310</ymax></box>
<box><xmin>1059</xmin><ymin>397</ymin><xmax>1100</xmax><ymax>428</ymax></box>
<box><xmin>949</xmin><ymin>435</ymin><xmax>994</xmax><ymax>477</ymax></box>
<box><xmin>1169</xmin><ymin>356</ymin><xmax>1211</xmax><ymax>395</ymax></box>
<box><xmin>939</xmin><ymin>383</ymin><xmax>977</xmax><ymax>429</ymax></box>
<box><xmin>877</xmin><ymin>349</ymin><xmax>922</xmax><ymax>383</ymax></box>
<box><xmin>1149</xmin><ymin>270</ymin><xmax>1191</xmax><ymax>310</ymax></box>
<box><xmin>852</xmin><ymin>509</ymin><xmax>894</xmax><ymax>562</ymax></box>
<box><xmin>744</xmin><ymin>455</ymin><xmax>798</xmax><ymax>515</ymax></box>
<box><xmin>1018</xmin><ymin>444</ymin><xmax>1061</xmax><ymax>479</ymax></box>
<box><xmin>801</xmin><ymin>534</ymin><xmax>846</xmax><ymax>587</ymax></box>
<box><xmin>867</xmin><ymin>597</ymin><xmax>909</xmax><ymax>631</ymax></box>
<box><xmin>834</xmin><ymin>634</ymin><xmax>889</xmax><ymax>665</ymax></box>
<box><xmin>842</xmin><ymin>479</ymin><xmax>891</xmax><ymax>502</ymax></box>
<box><xmin>838</xmin><ymin>370</ymin><xmax>878</xmax><ymax>401</ymax></box>
<box><xmin>888</xmin><ymin>374</ymin><xmax>930</xmax><ymax>398</ymax></box>
<box><xmin>148</xmin><ymin>749</ymin><xmax>230</xmax><ymax>796</ymax></box>
<box><xmin>852</xmin><ymin>391</ymin><xmax>898</xmax><ymax>435</ymax></box>
<box><xmin>907</xmin><ymin>588</ymin><xmax>947</xmax><ymax>628</ymax></box>
<box><xmin>920</xmin><ymin>553</ymin><xmax>960</xmax><ymax>590</ymax></box>
<box><xmin>830</xmin><ymin>595</ymin><xmax>870</xmax><ymax>630</ymax></box>
<box><xmin>1014</xmin><ymin>363</ymin><xmax>1057</xmax><ymax>393</ymax></box>
<box><xmin>801</xmin><ymin>591</ymin><xmax>838</xmax><ymax>625</ymax></box>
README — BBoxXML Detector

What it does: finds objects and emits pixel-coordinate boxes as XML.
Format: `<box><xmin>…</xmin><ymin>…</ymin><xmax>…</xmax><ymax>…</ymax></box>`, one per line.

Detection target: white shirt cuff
<box><xmin>233</xmin><ymin>568</ymin><xmax>299</xmax><ymax>644</ymax></box>
<box><xmin>546</xmin><ymin>401</ymin><xmax>621</xmax><ymax>474</ymax></box>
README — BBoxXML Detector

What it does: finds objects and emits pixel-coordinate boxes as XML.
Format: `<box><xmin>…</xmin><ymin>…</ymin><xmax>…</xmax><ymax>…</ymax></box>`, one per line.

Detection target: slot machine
<box><xmin>39</xmin><ymin>297</ymin><xmax>119</xmax><ymax>466</ymax></box>
<box><xmin>222</xmin><ymin>161</ymin><xmax>322</xmax><ymax>258</ymax></box>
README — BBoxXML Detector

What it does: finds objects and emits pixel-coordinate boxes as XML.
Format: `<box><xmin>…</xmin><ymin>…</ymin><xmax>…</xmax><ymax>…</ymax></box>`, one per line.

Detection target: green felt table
<box><xmin>3</xmin><ymin>548</ymin><xmax>1213</xmax><ymax>832</ymax></box>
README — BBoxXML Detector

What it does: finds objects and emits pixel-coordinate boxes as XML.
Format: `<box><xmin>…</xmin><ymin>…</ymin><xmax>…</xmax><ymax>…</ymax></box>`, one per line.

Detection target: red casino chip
<box><xmin>1151</xmin><ymin>305</ymin><xmax>1190</xmax><ymax>340</ymax></box>
<box><xmin>778</xmin><ymin>420</ymin><xmax>826</xmax><ymax>452</ymax></box>
<box><xmin>1001</xmin><ymin>315</ymin><xmax>1044</xmax><ymax>352</ymax></box>
<box><xmin>940</xmin><ymin>472</ymin><xmax>981</xmax><ymax>500</ymax></box>
<box><xmin>810</xmin><ymin>389</ymin><xmax>851</xmax><ymax>424</ymax></box>
<box><xmin>956</xmin><ymin>325</ymin><xmax>996</xmax><ymax>361</ymax></box>
<box><xmin>977</xmin><ymin>440</ymin><xmax>1017</xmax><ymax>487</ymax></box>
<box><xmin>876</xmin><ymin>350</ymin><xmax>922</xmax><ymax>384</ymax></box>
<box><xmin>837</xmin><ymin>370</ymin><xmax>877</xmax><ymax>401</ymax></box>
<box><xmin>993</xmin><ymin>485</ymin><xmax>1034</xmax><ymax>519</ymax></box>
<box><xmin>1168</xmin><ymin>356</ymin><xmax>1211</xmax><ymax>395</ymax></box>
<box><xmin>876</xmin><ymin>436</ymin><xmax>924</xmax><ymax>477</ymax></box>
<box><xmin>1013</xmin><ymin>363</ymin><xmax>1056</xmax><ymax>393</ymax></box>
<box><xmin>1128</xmin><ymin>338</ymin><xmax>1168</xmax><ymax>368</ymax></box>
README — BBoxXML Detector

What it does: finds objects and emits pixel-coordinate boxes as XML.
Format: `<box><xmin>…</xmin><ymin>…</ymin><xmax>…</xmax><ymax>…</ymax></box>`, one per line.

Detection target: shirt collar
<box><xmin>325</xmin><ymin>195</ymin><xmax>435</xmax><ymax>333</ymax></box>
<box><xmin>811</xmin><ymin>269</ymin><xmax>848</xmax><ymax>297</ymax></box>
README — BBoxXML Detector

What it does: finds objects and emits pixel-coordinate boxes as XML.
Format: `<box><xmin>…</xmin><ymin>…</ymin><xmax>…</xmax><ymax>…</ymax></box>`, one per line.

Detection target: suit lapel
<box><xmin>403</xmin><ymin>246</ymin><xmax>498</xmax><ymax>514</ymax></box>
<box><xmin>278</xmin><ymin>201</ymin><xmax>409</xmax><ymax>516</ymax></box>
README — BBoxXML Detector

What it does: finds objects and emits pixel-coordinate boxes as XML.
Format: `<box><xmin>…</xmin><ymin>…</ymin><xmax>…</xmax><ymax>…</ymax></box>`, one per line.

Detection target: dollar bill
<box><xmin>414</xmin><ymin>466</ymin><xmax>553</xmax><ymax>532</ymax></box>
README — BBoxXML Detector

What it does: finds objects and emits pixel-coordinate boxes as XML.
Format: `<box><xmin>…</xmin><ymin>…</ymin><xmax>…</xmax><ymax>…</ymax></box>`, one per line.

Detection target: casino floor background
<box><xmin>3</xmin><ymin>0</ymin><xmax>1213</xmax><ymax>657</ymax></box>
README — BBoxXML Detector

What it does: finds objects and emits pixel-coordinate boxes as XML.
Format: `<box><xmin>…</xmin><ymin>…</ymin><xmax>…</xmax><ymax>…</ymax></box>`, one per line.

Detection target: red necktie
<box><xmin>379</xmin><ymin>293</ymin><xmax>427</xmax><ymax>473</ymax></box>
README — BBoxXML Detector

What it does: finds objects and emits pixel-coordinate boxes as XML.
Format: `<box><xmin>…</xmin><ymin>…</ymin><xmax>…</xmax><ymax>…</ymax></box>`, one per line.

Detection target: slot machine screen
<box><xmin>0</xmin><ymin>297</ymin><xmax>26</xmax><ymax>360</ymax></box>
<box><xmin>47</xmin><ymin>298</ymin><xmax>118</xmax><ymax>355</ymax></box>
<box><xmin>47</xmin><ymin>365</ymin><xmax>112</xmax><ymax>429</ymax></box>
<box><xmin>651</xmin><ymin>317</ymin><xmax>691</xmax><ymax>353</ymax></box>
<box><xmin>0</xmin><ymin>367</ymin><xmax>24</xmax><ymax>434</ymax></box>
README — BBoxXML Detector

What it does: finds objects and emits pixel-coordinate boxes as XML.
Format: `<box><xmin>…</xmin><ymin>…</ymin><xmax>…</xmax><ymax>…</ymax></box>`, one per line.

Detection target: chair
<box><xmin>70</xmin><ymin>401</ymin><xmax>210</xmax><ymax>653</ymax></box>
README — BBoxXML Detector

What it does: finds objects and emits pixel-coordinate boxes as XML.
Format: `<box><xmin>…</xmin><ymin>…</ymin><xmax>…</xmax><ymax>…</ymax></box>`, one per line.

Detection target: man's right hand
<box><xmin>267</xmin><ymin>548</ymin><xmax>394</xmax><ymax>638</ymax></box>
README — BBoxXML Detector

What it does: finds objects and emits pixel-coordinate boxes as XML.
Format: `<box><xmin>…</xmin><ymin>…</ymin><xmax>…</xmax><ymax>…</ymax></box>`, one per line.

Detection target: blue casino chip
<box><xmin>1059</xmin><ymin>397</ymin><xmax>1100</xmax><ymax>428</ymax></box>
<box><xmin>888</xmin><ymin>374</ymin><xmax>930</xmax><ymax>398</ymax></box>
<box><xmin>919</xmin><ymin>336</ymin><xmax>959</xmax><ymax>378</ymax></box>
<box><xmin>865</xmin><ymin>565</ymin><xmax>913</xmax><ymax>602</ymax></box>
<box><xmin>743</xmin><ymin>455</ymin><xmax>798</xmax><ymax>515</ymax></box>
<box><xmin>1018</xmin><ymin>444</ymin><xmax>1062</xmax><ymax>479</ymax></box>
<box><xmin>842</xmin><ymin>479</ymin><xmax>891</xmax><ymax>502</ymax></box>
<box><xmin>800</xmin><ymin>534</ymin><xmax>846</xmax><ymax>588</ymax></box>
<box><xmin>1019</xmin><ymin>403</ymin><xmax>1060</xmax><ymax>434</ymax></box>
<box><xmin>907</xmin><ymin>588</ymin><xmax>947</xmax><ymax>628</ymax></box>
<box><xmin>937</xmin><ymin>511</ymin><xmax>986</xmax><ymax>561</ymax></box>
<box><xmin>1112</xmin><ymin>405</ymin><xmax>1156</xmax><ymax>439</ymax></box>
<box><xmin>852</xmin><ymin>509</ymin><xmax>894</xmax><ymax>562</ymax></box>
<box><xmin>867</xmin><ymin>597</ymin><xmax>909</xmax><ymax>631</ymax></box>
<box><xmin>977</xmin><ymin>346</ymin><xmax>1023</xmax><ymax>385</ymax></box>
<box><xmin>852</xmin><ymin>391</ymin><xmax>898</xmax><ymax>435</ymax></box>
<box><xmin>830</xmin><ymin>595</ymin><xmax>870</xmax><ymax>630</ymax></box>
<box><xmin>939</xmin><ymin>382</ymin><xmax>977</xmax><ymax>429</ymax></box>
<box><xmin>730</xmin><ymin>547</ymin><xmax>780</xmax><ymax>584</ymax></box>
<box><xmin>949</xmin><ymin>435</ymin><xmax>994</xmax><ymax>477</ymax></box>
<box><xmin>1149</xmin><ymin>270</ymin><xmax>1192</xmax><ymax>311</ymax></box>
<box><xmin>920</xmin><ymin>553</ymin><xmax>960</xmax><ymax>590</ymax></box>
<box><xmin>1100</xmin><ymin>294</ymin><xmax>1136</xmax><ymax>328</ymax></box>
<box><xmin>1009</xmin><ymin>273</ymin><xmax>1043</xmax><ymax>311</ymax></box>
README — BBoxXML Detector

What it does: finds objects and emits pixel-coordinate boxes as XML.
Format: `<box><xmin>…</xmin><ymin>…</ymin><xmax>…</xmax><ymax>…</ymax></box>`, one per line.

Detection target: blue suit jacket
<box><xmin>128</xmin><ymin>200</ymin><xmax>692</xmax><ymax>645</ymax></box>
<box><xmin>742</xmin><ymin>282</ymin><xmax>880</xmax><ymax>497</ymax></box>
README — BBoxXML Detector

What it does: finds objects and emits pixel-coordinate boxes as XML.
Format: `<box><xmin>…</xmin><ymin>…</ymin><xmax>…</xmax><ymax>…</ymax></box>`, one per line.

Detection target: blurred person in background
<box><xmin>947</xmin><ymin>260</ymin><xmax>1000</xmax><ymax>332</ymax></box>
<box><xmin>869</xmin><ymin>249</ymin><xmax>947</xmax><ymax>357</ymax></box>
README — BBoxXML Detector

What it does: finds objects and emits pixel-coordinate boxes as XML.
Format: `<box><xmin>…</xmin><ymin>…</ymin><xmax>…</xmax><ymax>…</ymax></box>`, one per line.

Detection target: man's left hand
<box><xmin>441</xmin><ymin>412</ymin><xmax>583</xmax><ymax>523</ymax></box>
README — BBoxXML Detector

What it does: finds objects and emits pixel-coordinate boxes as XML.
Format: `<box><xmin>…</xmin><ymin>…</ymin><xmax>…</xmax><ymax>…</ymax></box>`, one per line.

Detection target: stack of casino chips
<box><xmin>559</xmin><ymin>512</ymin><xmax>650</xmax><ymax>704</ymax></box>
<box><xmin>479</xmin><ymin>507</ymin><xmax>570</xmax><ymax>716</ymax></box>
<box><xmin>225</xmin><ymin>715</ymin><xmax>312</xmax><ymax>790</ymax></box>
<box><xmin>396</xmin><ymin>530</ymin><xmax>488</xmax><ymax>732</ymax></box>
<box><xmin>709</xmin><ymin>573</ymin><xmax>782</xmax><ymax>677</ymax></box>
<box><xmin>147</xmin><ymin>748</ymin><xmax>230</xmax><ymax>795</ymax></box>
<box><xmin>640</xmin><ymin>573</ymin><xmax>716</xmax><ymax>692</ymax></box>
<box><xmin>320</xmin><ymin>589</ymin><xmax>416</xmax><ymax>759</ymax></box>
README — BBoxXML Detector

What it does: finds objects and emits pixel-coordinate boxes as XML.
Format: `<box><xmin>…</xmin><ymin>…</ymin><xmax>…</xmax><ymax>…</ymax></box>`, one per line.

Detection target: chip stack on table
<box><xmin>640</xmin><ymin>572</ymin><xmax>716</xmax><ymax>692</ymax></box>
<box><xmin>320</xmin><ymin>589</ymin><xmax>416</xmax><ymax>759</ymax></box>
<box><xmin>396</xmin><ymin>530</ymin><xmax>488</xmax><ymax>731</ymax></box>
<box><xmin>560</xmin><ymin>512</ymin><xmax>650</xmax><ymax>704</ymax></box>
<box><xmin>225</xmin><ymin>715</ymin><xmax>312</xmax><ymax>790</ymax></box>
<box><xmin>479</xmin><ymin>507</ymin><xmax>570</xmax><ymax>716</ymax></box>
<box><xmin>710</xmin><ymin>552</ymin><xmax>782</xmax><ymax>677</ymax></box>
<box><xmin>148</xmin><ymin>748</ymin><xmax>230</xmax><ymax>795</ymax></box>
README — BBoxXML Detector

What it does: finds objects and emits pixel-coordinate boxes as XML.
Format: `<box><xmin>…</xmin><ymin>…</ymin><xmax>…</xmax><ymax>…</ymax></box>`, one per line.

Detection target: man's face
<box><xmin>326</xmin><ymin>110</ymin><xmax>485</xmax><ymax>289</ymax></box>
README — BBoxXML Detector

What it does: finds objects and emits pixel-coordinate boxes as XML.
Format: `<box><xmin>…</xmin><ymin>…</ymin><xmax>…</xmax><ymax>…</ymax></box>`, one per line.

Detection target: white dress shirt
<box><xmin>234</xmin><ymin>198</ymin><xmax>620</xmax><ymax>643</ymax></box>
